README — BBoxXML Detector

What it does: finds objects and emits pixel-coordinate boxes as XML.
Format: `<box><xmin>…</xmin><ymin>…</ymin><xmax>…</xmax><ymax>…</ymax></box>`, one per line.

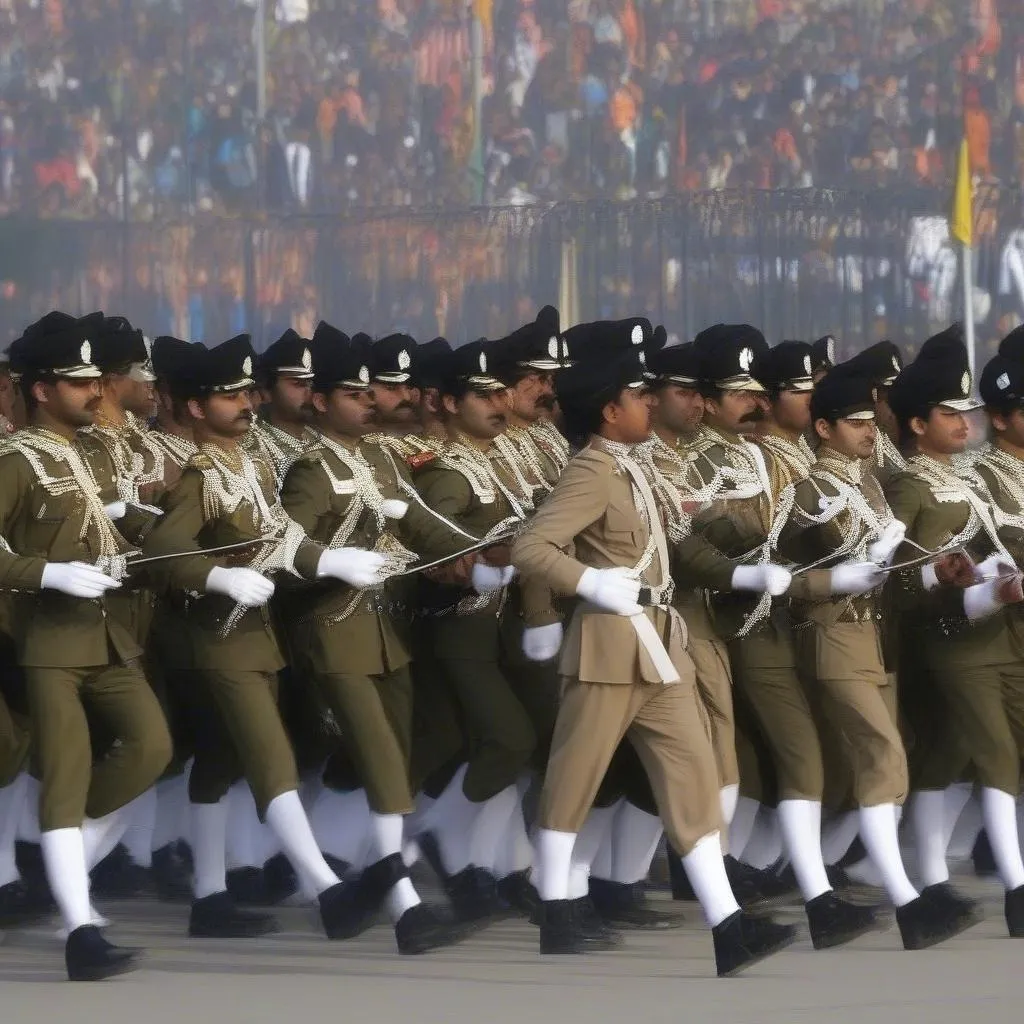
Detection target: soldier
<box><xmin>0</xmin><ymin>311</ymin><xmax>172</xmax><ymax>980</ymax></box>
<box><xmin>843</xmin><ymin>340</ymin><xmax>906</xmax><ymax>485</ymax></box>
<box><xmin>885</xmin><ymin>330</ymin><xmax>1024</xmax><ymax>937</ymax></box>
<box><xmin>412</xmin><ymin>337</ymin><xmax>454</xmax><ymax>448</ymax></box>
<box><xmin>367</xmin><ymin>333</ymin><xmax>420</xmax><ymax>438</ymax></box>
<box><xmin>140</xmin><ymin>333</ymin><xmax>390</xmax><ymax>942</ymax></box>
<box><xmin>247</xmin><ymin>328</ymin><xmax>317</xmax><ymax>484</ymax></box>
<box><xmin>511</xmin><ymin>333</ymin><xmax>798</xmax><ymax>974</ymax></box>
<box><xmin>279</xmin><ymin>329</ymin><xmax>470</xmax><ymax>953</ymax></box>
<box><xmin>149</xmin><ymin>336</ymin><xmax>200</xmax><ymax>489</ymax></box>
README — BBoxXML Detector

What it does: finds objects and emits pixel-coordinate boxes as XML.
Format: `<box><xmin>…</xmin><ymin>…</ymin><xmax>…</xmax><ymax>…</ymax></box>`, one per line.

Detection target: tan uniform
<box><xmin>281</xmin><ymin>433</ymin><xmax>472</xmax><ymax>813</ymax></box>
<box><xmin>142</xmin><ymin>442</ymin><xmax>323</xmax><ymax>815</ymax></box>
<box><xmin>777</xmin><ymin>449</ymin><xmax>908</xmax><ymax>807</ymax></box>
<box><xmin>0</xmin><ymin>428</ymin><xmax>171</xmax><ymax>830</ymax></box>
<box><xmin>887</xmin><ymin>454</ymin><xmax>1024</xmax><ymax>795</ymax></box>
<box><xmin>512</xmin><ymin>438</ymin><xmax>727</xmax><ymax>854</ymax></box>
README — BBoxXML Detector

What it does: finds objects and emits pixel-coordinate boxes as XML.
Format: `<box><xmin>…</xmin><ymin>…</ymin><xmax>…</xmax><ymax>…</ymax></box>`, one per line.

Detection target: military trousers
<box><xmin>688</xmin><ymin>634</ymin><xmax>739</xmax><ymax>789</ymax></box>
<box><xmin>0</xmin><ymin>691</ymin><xmax>29</xmax><ymax>789</ymax></box>
<box><xmin>729</xmin><ymin>635</ymin><xmax>825</xmax><ymax>802</ymax></box>
<box><xmin>799</xmin><ymin>622</ymin><xmax>908</xmax><ymax>808</ymax></box>
<box><xmin>914</xmin><ymin>661</ymin><xmax>1024</xmax><ymax>796</ymax></box>
<box><xmin>315</xmin><ymin>666</ymin><xmax>415</xmax><ymax>815</ymax></box>
<box><xmin>539</xmin><ymin>672</ymin><xmax>721</xmax><ymax>856</ymax></box>
<box><xmin>186</xmin><ymin>669</ymin><xmax>299</xmax><ymax>817</ymax></box>
<box><xmin>25</xmin><ymin>662</ymin><xmax>172</xmax><ymax>832</ymax></box>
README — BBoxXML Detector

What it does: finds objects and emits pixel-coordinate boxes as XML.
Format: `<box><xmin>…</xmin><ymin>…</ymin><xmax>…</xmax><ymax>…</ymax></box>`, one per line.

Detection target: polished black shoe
<box><xmin>713</xmin><ymin>910</ymin><xmax>798</xmax><ymax>977</ymax></box>
<box><xmin>0</xmin><ymin>878</ymin><xmax>50</xmax><ymax>928</ymax></box>
<box><xmin>1005</xmin><ymin>884</ymin><xmax>1024</xmax><ymax>937</ymax></box>
<box><xmin>90</xmin><ymin>845</ymin><xmax>152</xmax><ymax>898</ymax></box>
<box><xmin>263</xmin><ymin>853</ymin><xmax>299</xmax><ymax>904</ymax></box>
<box><xmin>920</xmin><ymin>881</ymin><xmax>984</xmax><ymax>926</ymax></box>
<box><xmin>573</xmin><ymin>896</ymin><xmax>623</xmax><ymax>946</ymax></box>
<box><xmin>65</xmin><ymin>925</ymin><xmax>140</xmax><ymax>982</ymax></box>
<box><xmin>188</xmin><ymin>890</ymin><xmax>278</xmax><ymax>938</ymax></box>
<box><xmin>589</xmin><ymin>878</ymin><xmax>685</xmax><ymax>930</ymax></box>
<box><xmin>445</xmin><ymin>866</ymin><xmax>511</xmax><ymax>924</ymax></box>
<box><xmin>496</xmin><ymin>870</ymin><xmax>541</xmax><ymax>917</ymax></box>
<box><xmin>806</xmin><ymin>890</ymin><xmax>885</xmax><ymax>950</ymax></box>
<box><xmin>666</xmin><ymin>844</ymin><xmax>696</xmax><ymax>900</ymax></box>
<box><xmin>151</xmin><ymin>843</ymin><xmax>193</xmax><ymax>903</ymax></box>
<box><xmin>539</xmin><ymin>899</ymin><xmax>618</xmax><ymax>954</ymax></box>
<box><xmin>897</xmin><ymin>891</ymin><xmax>983</xmax><ymax>950</ymax></box>
<box><xmin>724</xmin><ymin>856</ymin><xmax>776</xmax><ymax>910</ymax></box>
<box><xmin>395</xmin><ymin>903</ymin><xmax>467</xmax><ymax>954</ymax></box>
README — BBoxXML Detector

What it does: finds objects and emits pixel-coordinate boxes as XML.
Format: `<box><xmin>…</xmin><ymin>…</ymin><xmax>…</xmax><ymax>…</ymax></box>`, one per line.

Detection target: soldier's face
<box><xmin>33</xmin><ymin>378</ymin><xmax>102</xmax><ymax>428</ymax></box>
<box><xmin>191</xmin><ymin>390</ymin><xmax>254</xmax><ymax>438</ymax></box>
<box><xmin>773</xmin><ymin>389</ymin><xmax>812</xmax><ymax>434</ymax></box>
<box><xmin>446</xmin><ymin>389</ymin><xmax>508</xmax><ymax>440</ymax></box>
<box><xmin>314</xmin><ymin>386</ymin><xmax>376</xmax><ymax>437</ymax></box>
<box><xmin>650</xmin><ymin>383</ymin><xmax>703</xmax><ymax>439</ymax></box>
<box><xmin>508</xmin><ymin>371</ymin><xmax>556</xmax><ymax>424</ymax></box>
<box><xmin>604</xmin><ymin>386</ymin><xmax>652</xmax><ymax>444</ymax></box>
<box><xmin>816</xmin><ymin>415</ymin><xmax>876</xmax><ymax>460</ymax></box>
<box><xmin>705</xmin><ymin>389</ymin><xmax>762</xmax><ymax>432</ymax></box>
<box><xmin>912</xmin><ymin>407</ymin><xmax>969</xmax><ymax>455</ymax></box>
<box><xmin>271</xmin><ymin>377</ymin><xmax>313</xmax><ymax>423</ymax></box>
<box><xmin>370</xmin><ymin>382</ymin><xmax>418</xmax><ymax>427</ymax></box>
<box><xmin>125</xmin><ymin>377</ymin><xmax>156</xmax><ymax>419</ymax></box>
<box><xmin>989</xmin><ymin>406</ymin><xmax>1024</xmax><ymax>450</ymax></box>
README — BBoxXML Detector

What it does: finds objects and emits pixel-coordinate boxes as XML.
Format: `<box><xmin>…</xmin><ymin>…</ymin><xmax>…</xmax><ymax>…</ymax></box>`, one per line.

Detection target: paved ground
<box><xmin>0</xmin><ymin>876</ymin><xmax>1018</xmax><ymax>1024</ymax></box>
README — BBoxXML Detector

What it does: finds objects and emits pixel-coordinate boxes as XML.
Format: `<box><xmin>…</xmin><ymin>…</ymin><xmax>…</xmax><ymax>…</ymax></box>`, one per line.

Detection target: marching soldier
<box><xmin>843</xmin><ymin>340</ymin><xmax>906</xmax><ymax>485</ymax></box>
<box><xmin>885</xmin><ymin>329</ymin><xmax>1024</xmax><ymax>937</ymax></box>
<box><xmin>0</xmin><ymin>311</ymin><xmax>172</xmax><ymax>980</ymax></box>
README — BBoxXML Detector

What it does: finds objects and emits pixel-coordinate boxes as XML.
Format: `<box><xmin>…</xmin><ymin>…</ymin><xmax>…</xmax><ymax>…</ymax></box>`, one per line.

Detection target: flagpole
<box><xmin>962</xmin><ymin>241</ymin><xmax>976</xmax><ymax>381</ymax></box>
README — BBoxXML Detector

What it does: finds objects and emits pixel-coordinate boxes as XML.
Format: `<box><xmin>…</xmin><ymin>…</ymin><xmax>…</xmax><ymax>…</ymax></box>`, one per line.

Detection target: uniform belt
<box><xmin>579</xmin><ymin>600</ymin><xmax>682</xmax><ymax>685</ymax></box>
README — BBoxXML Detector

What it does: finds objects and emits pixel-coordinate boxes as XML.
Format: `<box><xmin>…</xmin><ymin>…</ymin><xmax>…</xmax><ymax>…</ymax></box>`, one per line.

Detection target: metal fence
<box><xmin>2</xmin><ymin>186</ymin><xmax>1023</xmax><ymax>358</ymax></box>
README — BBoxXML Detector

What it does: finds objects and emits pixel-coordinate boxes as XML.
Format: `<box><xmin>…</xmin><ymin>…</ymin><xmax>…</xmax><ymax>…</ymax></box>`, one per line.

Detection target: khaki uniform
<box><xmin>142</xmin><ymin>442</ymin><xmax>323</xmax><ymax>815</ymax></box>
<box><xmin>0</xmin><ymin>429</ymin><xmax>171</xmax><ymax>830</ymax></box>
<box><xmin>246</xmin><ymin>418</ymin><xmax>317</xmax><ymax>488</ymax></box>
<box><xmin>691</xmin><ymin>426</ymin><xmax>831</xmax><ymax>803</ymax></box>
<box><xmin>281</xmin><ymin>433</ymin><xmax>473</xmax><ymax>813</ymax></box>
<box><xmin>512</xmin><ymin>438</ymin><xmax>727</xmax><ymax>854</ymax></box>
<box><xmin>777</xmin><ymin>450</ymin><xmax>909</xmax><ymax>808</ymax></box>
<box><xmin>887</xmin><ymin>454</ymin><xmax>1024</xmax><ymax>795</ymax></box>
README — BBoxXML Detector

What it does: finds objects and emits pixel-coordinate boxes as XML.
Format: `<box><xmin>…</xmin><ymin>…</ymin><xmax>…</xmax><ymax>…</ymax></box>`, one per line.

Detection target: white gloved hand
<box><xmin>831</xmin><ymin>561</ymin><xmax>886</xmax><ymax>596</ymax></box>
<box><xmin>522</xmin><ymin>622</ymin><xmax>563</xmax><ymax>661</ymax></box>
<box><xmin>976</xmin><ymin>552</ymin><xmax>1017</xmax><ymax>580</ymax></box>
<box><xmin>963</xmin><ymin>578</ymin><xmax>1020</xmax><ymax>621</ymax></box>
<box><xmin>317</xmin><ymin>548</ymin><xmax>389</xmax><ymax>588</ymax></box>
<box><xmin>40</xmin><ymin>561</ymin><xmax>122</xmax><ymax>599</ymax></box>
<box><xmin>381</xmin><ymin>499</ymin><xmax>409</xmax><ymax>520</ymax></box>
<box><xmin>867</xmin><ymin>520</ymin><xmax>907</xmax><ymax>566</ymax></box>
<box><xmin>471</xmin><ymin>562</ymin><xmax>516</xmax><ymax>594</ymax></box>
<box><xmin>103</xmin><ymin>501</ymin><xmax>127</xmax><ymax>521</ymax></box>
<box><xmin>575</xmin><ymin>566</ymin><xmax>642</xmax><ymax>615</ymax></box>
<box><xmin>921</xmin><ymin>562</ymin><xmax>940</xmax><ymax>591</ymax></box>
<box><xmin>204</xmin><ymin>566</ymin><xmax>275</xmax><ymax>607</ymax></box>
<box><xmin>731</xmin><ymin>564</ymin><xmax>792</xmax><ymax>597</ymax></box>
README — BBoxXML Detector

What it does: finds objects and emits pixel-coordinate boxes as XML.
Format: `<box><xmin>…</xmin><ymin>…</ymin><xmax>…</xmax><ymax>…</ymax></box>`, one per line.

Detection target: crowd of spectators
<box><xmin>0</xmin><ymin>0</ymin><xmax>1021</xmax><ymax>220</ymax></box>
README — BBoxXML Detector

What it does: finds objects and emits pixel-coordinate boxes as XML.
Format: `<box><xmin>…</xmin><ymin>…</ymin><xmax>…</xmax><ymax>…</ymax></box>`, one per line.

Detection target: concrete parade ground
<box><xmin>0</xmin><ymin>873</ymin><xmax>1019</xmax><ymax>1024</ymax></box>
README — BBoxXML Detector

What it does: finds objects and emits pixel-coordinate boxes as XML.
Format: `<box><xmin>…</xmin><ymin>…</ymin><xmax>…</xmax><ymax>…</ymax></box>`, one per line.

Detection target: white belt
<box><xmin>580</xmin><ymin>601</ymin><xmax>683</xmax><ymax>685</ymax></box>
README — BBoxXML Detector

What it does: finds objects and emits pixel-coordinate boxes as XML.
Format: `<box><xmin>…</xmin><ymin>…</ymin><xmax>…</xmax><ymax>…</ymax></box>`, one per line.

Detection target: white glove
<box><xmin>867</xmin><ymin>520</ymin><xmax>906</xmax><ymax>566</ymax></box>
<box><xmin>830</xmin><ymin>561</ymin><xmax>886</xmax><ymax>596</ymax></box>
<box><xmin>963</xmin><ymin>578</ymin><xmax>1017</xmax><ymax>621</ymax></box>
<box><xmin>317</xmin><ymin>548</ymin><xmax>389</xmax><ymax>588</ymax></box>
<box><xmin>976</xmin><ymin>552</ymin><xmax>1017</xmax><ymax>580</ymax></box>
<box><xmin>103</xmin><ymin>501</ymin><xmax>127</xmax><ymax>521</ymax></box>
<box><xmin>921</xmin><ymin>562</ymin><xmax>940</xmax><ymax>591</ymax></box>
<box><xmin>471</xmin><ymin>562</ymin><xmax>516</xmax><ymax>593</ymax></box>
<box><xmin>204</xmin><ymin>566</ymin><xmax>275</xmax><ymax>607</ymax></box>
<box><xmin>381</xmin><ymin>499</ymin><xmax>408</xmax><ymax>520</ymax></box>
<box><xmin>731</xmin><ymin>565</ymin><xmax>792</xmax><ymax>597</ymax></box>
<box><xmin>575</xmin><ymin>567</ymin><xmax>642</xmax><ymax>615</ymax></box>
<box><xmin>522</xmin><ymin>622</ymin><xmax>563</xmax><ymax>661</ymax></box>
<box><xmin>40</xmin><ymin>561</ymin><xmax>121</xmax><ymax>599</ymax></box>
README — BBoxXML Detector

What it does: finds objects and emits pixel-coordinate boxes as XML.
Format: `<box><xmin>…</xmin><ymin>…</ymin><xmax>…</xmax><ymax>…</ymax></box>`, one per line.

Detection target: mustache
<box><xmin>237</xmin><ymin>410</ymin><xmax>254</xmax><ymax>423</ymax></box>
<box><xmin>535</xmin><ymin>394</ymin><xmax>556</xmax><ymax>410</ymax></box>
<box><xmin>740</xmin><ymin>408</ymin><xmax>766</xmax><ymax>424</ymax></box>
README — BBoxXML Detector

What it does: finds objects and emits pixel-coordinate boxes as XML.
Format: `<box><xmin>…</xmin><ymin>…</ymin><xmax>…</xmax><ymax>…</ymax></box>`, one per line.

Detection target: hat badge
<box><xmin>739</xmin><ymin>347</ymin><xmax>753</xmax><ymax>372</ymax></box>
<box><xmin>803</xmin><ymin>354</ymin><xmax>812</xmax><ymax>374</ymax></box>
<box><xmin>961</xmin><ymin>371</ymin><xmax>970</xmax><ymax>396</ymax></box>
<box><xmin>478</xmin><ymin>352</ymin><xmax>488</xmax><ymax>373</ymax></box>
<box><xmin>243</xmin><ymin>355</ymin><xmax>253</xmax><ymax>377</ymax></box>
<box><xmin>547</xmin><ymin>336</ymin><xmax>559</xmax><ymax>359</ymax></box>
<box><xmin>892</xmin><ymin>355</ymin><xmax>900</xmax><ymax>372</ymax></box>
<box><xmin>639</xmin><ymin>351</ymin><xmax>648</xmax><ymax>368</ymax></box>
<box><xmin>359</xmin><ymin>365</ymin><xmax>370</xmax><ymax>385</ymax></box>
<box><xmin>997</xmin><ymin>372</ymin><xmax>1011</xmax><ymax>391</ymax></box>
<box><xmin>301</xmin><ymin>348</ymin><xmax>312</xmax><ymax>370</ymax></box>
<box><xmin>80</xmin><ymin>339</ymin><xmax>92</xmax><ymax>364</ymax></box>
<box><xmin>826</xmin><ymin>337</ymin><xmax>836</xmax><ymax>364</ymax></box>
<box><xmin>630</xmin><ymin>325</ymin><xmax>643</xmax><ymax>346</ymax></box>
<box><xmin>398</xmin><ymin>349</ymin><xmax>411</xmax><ymax>371</ymax></box>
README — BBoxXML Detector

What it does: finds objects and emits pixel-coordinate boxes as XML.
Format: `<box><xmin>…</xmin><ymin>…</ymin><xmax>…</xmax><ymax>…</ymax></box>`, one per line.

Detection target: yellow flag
<box><xmin>473</xmin><ymin>0</ymin><xmax>492</xmax><ymax>37</ymax></box>
<box><xmin>951</xmin><ymin>137</ymin><xmax>973</xmax><ymax>247</ymax></box>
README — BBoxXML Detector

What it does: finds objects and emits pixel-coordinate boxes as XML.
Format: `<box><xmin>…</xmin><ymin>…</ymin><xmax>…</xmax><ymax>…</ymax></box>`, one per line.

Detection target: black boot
<box><xmin>151</xmin><ymin>843</ymin><xmax>193</xmax><ymax>903</ymax></box>
<box><xmin>666</xmin><ymin>845</ymin><xmax>696</xmax><ymax>900</ymax></box>
<box><xmin>539</xmin><ymin>899</ymin><xmax>617</xmax><ymax>954</ymax></box>
<box><xmin>920</xmin><ymin>881</ymin><xmax>984</xmax><ymax>926</ymax></box>
<box><xmin>713</xmin><ymin>910</ymin><xmax>798</xmax><ymax>977</ymax></box>
<box><xmin>65</xmin><ymin>925</ymin><xmax>139</xmax><ymax>981</ymax></box>
<box><xmin>188</xmin><ymin>890</ymin><xmax>278</xmax><ymax>938</ymax></box>
<box><xmin>262</xmin><ymin>853</ymin><xmax>299</xmax><ymax>903</ymax></box>
<box><xmin>897</xmin><ymin>891</ymin><xmax>983</xmax><ymax>950</ymax></box>
<box><xmin>496</xmin><ymin>870</ymin><xmax>541</xmax><ymax>917</ymax></box>
<box><xmin>1005</xmin><ymin>884</ymin><xmax>1024</xmax><ymax>937</ymax></box>
<box><xmin>972</xmin><ymin>829</ymin><xmax>998</xmax><ymax>878</ymax></box>
<box><xmin>806</xmin><ymin>891</ymin><xmax>885</xmax><ymax>950</ymax></box>
<box><xmin>90</xmin><ymin>845</ymin><xmax>152</xmax><ymax>898</ymax></box>
<box><xmin>226</xmin><ymin>866</ymin><xmax>275</xmax><ymax>906</ymax></box>
<box><xmin>572</xmin><ymin>895</ymin><xmax>623</xmax><ymax>947</ymax></box>
<box><xmin>445</xmin><ymin>866</ymin><xmax>511</xmax><ymax>924</ymax></box>
<box><xmin>723</xmin><ymin>855</ymin><xmax>777</xmax><ymax>909</ymax></box>
<box><xmin>394</xmin><ymin>903</ymin><xmax>467</xmax><ymax>954</ymax></box>
<box><xmin>589</xmin><ymin>878</ymin><xmax>685</xmax><ymax>930</ymax></box>
<box><xmin>319</xmin><ymin>853</ymin><xmax>403</xmax><ymax>939</ymax></box>
<box><xmin>0</xmin><ymin>878</ymin><xmax>50</xmax><ymax>928</ymax></box>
